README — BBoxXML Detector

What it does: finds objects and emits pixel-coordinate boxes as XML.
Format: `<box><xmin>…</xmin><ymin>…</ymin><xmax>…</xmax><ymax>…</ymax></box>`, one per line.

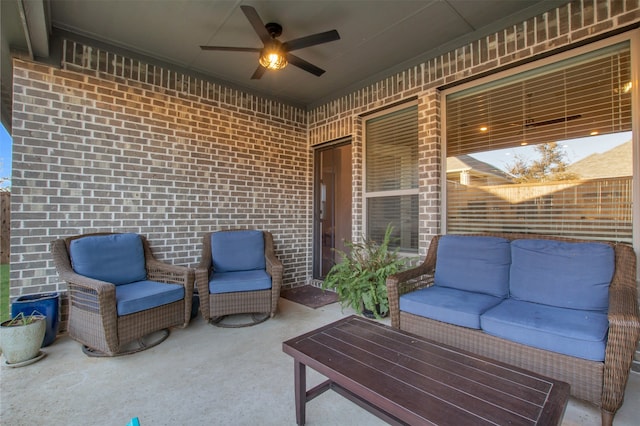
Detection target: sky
<box><xmin>470</xmin><ymin>132</ymin><xmax>632</xmax><ymax>173</ymax></box>
<box><xmin>0</xmin><ymin>124</ymin><xmax>11</xmax><ymax>188</ymax></box>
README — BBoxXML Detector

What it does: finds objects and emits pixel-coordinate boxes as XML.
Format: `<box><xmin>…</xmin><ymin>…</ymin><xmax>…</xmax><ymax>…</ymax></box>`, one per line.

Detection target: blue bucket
<box><xmin>11</xmin><ymin>292</ymin><xmax>60</xmax><ymax>347</ymax></box>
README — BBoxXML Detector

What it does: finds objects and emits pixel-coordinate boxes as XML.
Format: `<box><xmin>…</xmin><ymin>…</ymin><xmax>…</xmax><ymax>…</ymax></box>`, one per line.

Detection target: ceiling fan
<box><xmin>200</xmin><ymin>5</ymin><xmax>340</xmax><ymax>79</ymax></box>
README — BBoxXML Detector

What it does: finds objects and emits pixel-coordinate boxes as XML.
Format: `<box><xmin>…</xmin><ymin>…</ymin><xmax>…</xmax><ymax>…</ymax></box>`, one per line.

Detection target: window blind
<box><xmin>446</xmin><ymin>178</ymin><xmax>632</xmax><ymax>242</ymax></box>
<box><xmin>447</xmin><ymin>43</ymin><xmax>632</xmax><ymax>157</ymax></box>
<box><xmin>366</xmin><ymin>106</ymin><xmax>418</xmax><ymax>192</ymax></box>
<box><xmin>367</xmin><ymin>195</ymin><xmax>419</xmax><ymax>251</ymax></box>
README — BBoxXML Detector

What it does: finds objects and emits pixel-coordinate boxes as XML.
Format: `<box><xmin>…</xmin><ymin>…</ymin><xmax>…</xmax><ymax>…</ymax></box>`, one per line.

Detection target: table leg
<box><xmin>294</xmin><ymin>360</ymin><xmax>306</xmax><ymax>426</ymax></box>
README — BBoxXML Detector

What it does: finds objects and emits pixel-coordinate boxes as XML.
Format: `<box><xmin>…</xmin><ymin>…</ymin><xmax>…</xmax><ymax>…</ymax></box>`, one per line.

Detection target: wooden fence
<box><xmin>1</xmin><ymin>191</ymin><xmax>9</xmax><ymax>264</ymax></box>
<box><xmin>447</xmin><ymin>177</ymin><xmax>633</xmax><ymax>242</ymax></box>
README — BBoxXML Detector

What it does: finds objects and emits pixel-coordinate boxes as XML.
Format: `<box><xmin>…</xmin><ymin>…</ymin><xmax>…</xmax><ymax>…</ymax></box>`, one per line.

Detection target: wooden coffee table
<box><xmin>282</xmin><ymin>315</ymin><xmax>570</xmax><ymax>425</ymax></box>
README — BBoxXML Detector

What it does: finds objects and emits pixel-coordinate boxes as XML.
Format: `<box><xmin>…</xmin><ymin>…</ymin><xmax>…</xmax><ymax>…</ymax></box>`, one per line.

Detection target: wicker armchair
<box><xmin>196</xmin><ymin>229</ymin><xmax>283</xmax><ymax>327</ymax></box>
<box><xmin>51</xmin><ymin>233</ymin><xmax>194</xmax><ymax>356</ymax></box>
<box><xmin>386</xmin><ymin>233</ymin><xmax>640</xmax><ymax>426</ymax></box>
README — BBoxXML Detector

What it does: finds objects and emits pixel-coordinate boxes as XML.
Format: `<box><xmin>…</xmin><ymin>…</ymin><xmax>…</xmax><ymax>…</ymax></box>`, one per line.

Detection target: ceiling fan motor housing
<box><xmin>265</xmin><ymin>22</ymin><xmax>283</xmax><ymax>38</ymax></box>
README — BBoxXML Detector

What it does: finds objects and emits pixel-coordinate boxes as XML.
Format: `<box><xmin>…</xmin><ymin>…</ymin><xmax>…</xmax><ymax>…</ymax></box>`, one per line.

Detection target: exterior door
<box><xmin>313</xmin><ymin>141</ymin><xmax>352</xmax><ymax>279</ymax></box>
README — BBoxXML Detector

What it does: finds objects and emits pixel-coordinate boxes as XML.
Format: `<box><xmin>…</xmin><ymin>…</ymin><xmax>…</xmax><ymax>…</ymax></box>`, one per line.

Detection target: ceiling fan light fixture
<box><xmin>200</xmin><ymin>6</ymin><xmax>338</xmax><ymax>78</ymax></box>
<box><xmin>259</xmin><ymin>42</ymin><xmax>288</xmax><ymax>70</ymax></box>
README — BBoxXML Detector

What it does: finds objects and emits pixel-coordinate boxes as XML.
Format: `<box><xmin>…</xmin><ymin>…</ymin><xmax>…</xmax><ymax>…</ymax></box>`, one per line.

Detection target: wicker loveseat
<box><xmin>386</xmin><ymin>233</ymin><xmax>640</xmax><ymax>426</ymax></box>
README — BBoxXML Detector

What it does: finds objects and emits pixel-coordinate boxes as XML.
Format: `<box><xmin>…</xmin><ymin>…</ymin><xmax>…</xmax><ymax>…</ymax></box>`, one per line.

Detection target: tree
<box><xmin>506</xmin><ymin>142</ymin><xmax>578</xmax><ymax>183</ymax></box>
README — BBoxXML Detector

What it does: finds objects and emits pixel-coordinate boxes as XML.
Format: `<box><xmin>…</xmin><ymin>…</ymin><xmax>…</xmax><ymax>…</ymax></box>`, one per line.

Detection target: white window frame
<box><xmin>441</xmin><ymin>30</ymin><xmax>639</xmax><ymax>251</ymax></box>
<box><xmin>363</xmin><ymin>101</ymin><xmax>419</xmax><ymax>252</ymax></box>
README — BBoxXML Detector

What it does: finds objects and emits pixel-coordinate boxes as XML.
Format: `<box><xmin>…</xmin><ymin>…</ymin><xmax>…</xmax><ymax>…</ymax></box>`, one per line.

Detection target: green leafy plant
<box><xmin>2</xmin><ymin>311</ymin><xmax>44</xmax><ymax>327</ymax></box>
<box><xmin>321</xmin><ymin>224</ymin><xmax>409</xmax><ymax>319</ymax></box>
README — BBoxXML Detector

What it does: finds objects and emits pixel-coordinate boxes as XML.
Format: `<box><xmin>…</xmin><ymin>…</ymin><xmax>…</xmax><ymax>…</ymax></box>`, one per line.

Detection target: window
<box><xmin>444</xmin><ymin>42</ymin><xmax>633</xmax><ymax>242</ymax></box>
<box><xmin>365</xmin><ymin>105</ymin><xmax>419</xmax><ymax>252</ymax></box>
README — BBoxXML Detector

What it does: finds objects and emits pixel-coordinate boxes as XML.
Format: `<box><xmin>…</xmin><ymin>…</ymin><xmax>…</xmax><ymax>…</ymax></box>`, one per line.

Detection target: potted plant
<box><xmin>321</xmin><ymin>224</ymin><xmax>409</xmax><ymax>319</ymax></box>
<box><xmin>10</xmin><ymin>292</ymin><xmax>60</xmax><ymax>347</ymax></box>
<box><xmin>0</xmin><ymin>311</ymin><xmax>46</xmax><ymax>366</ymax></box>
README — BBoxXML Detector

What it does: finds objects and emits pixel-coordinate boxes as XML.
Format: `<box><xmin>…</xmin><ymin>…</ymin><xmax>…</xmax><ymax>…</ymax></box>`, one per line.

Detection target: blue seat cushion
<box><xmin>211</xmin><ymin>230</ymin><xmax>266</xmax><ymax>272</ymax></box>
<box><xmin>434</xmin><ymin>235</ymin><xmax>511</xmax><ymax>297</ymax></box>
<box><xmin>208</xmin><ymin>270</ymin><xmax>272</xmax><ymax>294</ymax></box>
<box><xmin>115</xmin><ymin>280</ymin><xmax>184</xmax><ymax>316</ymax></box>
<box><xmin>400</xmin><ymin>286</ymin><xmax>504</xmax><ymax>329</ymax></box>
<box><xmin>510</xmin><ymin>239</ymin><xmax>614</xmax><ymax>311</ymax></box>
<box><xmin>481</xmin><ymin>299</ymin><xmax>608</xmax><ymax>361</ymax></box>
<box><xmin>70</xmin><ymin>233</ymin><xmax>147</xmax><ymax>285</ymax></box>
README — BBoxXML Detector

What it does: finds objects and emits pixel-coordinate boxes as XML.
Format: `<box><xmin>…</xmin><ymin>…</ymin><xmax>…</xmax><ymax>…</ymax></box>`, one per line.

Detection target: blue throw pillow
<box><xmin>434</xmin><ymin>235</ymin><xmax>511</xmax><ymax>297</ymax></box>
<box><xmin>70</xmin><ymin>233</ymin><xmax>147</xmax><ymax>285</ymax></box>
<box><xmin>211</xmin><ymin>230</ymin><xmax>266</xmax><ymax>272</ymax></box>
<box><xmin>509</xmin><ymin>239</ymin><xmax>614</xmax><ymax>311</ymax></box>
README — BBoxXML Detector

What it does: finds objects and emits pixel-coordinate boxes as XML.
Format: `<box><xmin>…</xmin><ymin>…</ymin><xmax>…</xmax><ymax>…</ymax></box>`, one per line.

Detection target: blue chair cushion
<box><xmin>399</xmin><ymin>286</ymin><xmax>504</xmax><ymax>329</ymax></box>
<box><xmin>211</xmin><ymin>230</ymin><xmax>266</xmax><ymax>272</ymax></box>
<box><xmin>208</xmin><ymin>270</ymin><xmax>272</xmax><ymax>294</ymax></box>
<box><xmin>434</xmin><ymin>235</ymin><xmax>511</xmax><ymax>297</ymax></box>
<box><xmin>115</xmin><ymin>280</ymin><xmax>185</xmax><ymax>316</ymax></box>
<box><xmin>481</xmin><ymin>299</ymin><xmax>608</xmax><ymax>361</ymax></box>
<box><xmin>70</xmin><ymin>233</ymin><xmax>147</xmax><ymax>285</ymax></box>
<box><xmin>510</xmin><ymin>239</ymin><xmax>614</xmax><ymax>311</ymax></box>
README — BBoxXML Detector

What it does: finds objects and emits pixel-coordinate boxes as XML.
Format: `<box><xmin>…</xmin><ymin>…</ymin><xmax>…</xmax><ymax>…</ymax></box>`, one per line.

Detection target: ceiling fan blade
<box><xmin>282</xmin><ymin>30</ymin><xmax>340</xmax><ymax>52</ymax></box>
<box><xmin>200</xmin><ymin>46</ymin><xmax>261</xmax><ymax>52</ymax></box>
<box><xmin>240</xmin><ymin>5</ymin><xmax>271</xmax><ymax>44</ymax></box>
<box><xmin>251</xmin><ymin>65</ymin><xmax>266</xmax><ymax>80</ymax></box>
<box><xmin>286</xmin><ymin>53</ymin><xmax>325</xmax><ymax>77</ymax></box>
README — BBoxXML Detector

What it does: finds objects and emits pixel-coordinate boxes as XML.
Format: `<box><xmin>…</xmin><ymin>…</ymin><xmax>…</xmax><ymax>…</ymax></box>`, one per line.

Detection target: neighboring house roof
<box><xmin>566</xmin><ymin>140</ymin><xmax>632</xmax><ymax>179</ymax></box>
<box><xmin>447</xmin><ymin>155</ymin><xmax>511</xmax><ymax>181</ymax></box>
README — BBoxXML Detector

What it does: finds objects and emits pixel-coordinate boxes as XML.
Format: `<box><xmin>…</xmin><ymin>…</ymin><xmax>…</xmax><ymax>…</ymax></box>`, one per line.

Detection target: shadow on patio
<box><xmin>1</xmin><ymin>298</ymin><xmax>638</xmax><ymax>425</ymax></box>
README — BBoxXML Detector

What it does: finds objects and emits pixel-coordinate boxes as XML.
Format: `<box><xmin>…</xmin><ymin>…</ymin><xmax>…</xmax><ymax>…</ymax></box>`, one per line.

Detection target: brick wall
<box><xmin>10</xmin><ymin>52</ymin><xmax>311</xmax><ymax>297</ymax></box>
<box><xmin>8</xmin><ymin>0</ymin><xmax>640</xmax><ymax>368</ymax></box>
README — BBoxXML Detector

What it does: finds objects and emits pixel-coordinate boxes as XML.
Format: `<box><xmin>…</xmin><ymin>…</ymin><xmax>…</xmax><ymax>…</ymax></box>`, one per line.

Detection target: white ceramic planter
<box><xmin>0</xmin><ymin>316</ymin><xmax>46</xmax><ymax>365</ymax></box>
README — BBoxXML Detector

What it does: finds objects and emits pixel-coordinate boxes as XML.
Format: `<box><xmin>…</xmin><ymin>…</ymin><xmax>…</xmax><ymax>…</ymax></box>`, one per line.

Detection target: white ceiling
<box><xmin>3</xmin><ymin>0</ymin><xmax>569</xmax><ymax>113</ymax></box>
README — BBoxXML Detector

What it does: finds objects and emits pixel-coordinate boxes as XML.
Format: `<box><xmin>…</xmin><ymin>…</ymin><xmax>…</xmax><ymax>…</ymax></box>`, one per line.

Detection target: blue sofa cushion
<box><xmin>115</xmin><ymin>280</ymin><xmax>184</xmax><ymax>316</ymax></box>
<box><xmin>209</xmin><ymin>270</ymin><xmax>272</xmax><ymax>294</ymax></box>
<box><xmin>510</xmin><ymin>239</ymin><xmax>614</xmax><ymax>311</ymax></box>
<box><xmin>481</xmin><ymin>299</ymin><xmax>608</xmax><ymax>361</ymax></box>
<box><xmin>70</xmin><ymin>233</ymin><xmax>147</xmax><ymax>285</ymax></box>
<box><xmin>434</xmin><ymin>235</ymin><xmax>511</xmax><ymax>297</ymax></box>
<box><xmin>211</xmin><ymin>230</ymin><xmax>266</xmax><ymax>272</ymax></box>
<box><xmin>400</xmin><ymin>286</ymin><xmax>504</xmax><ymax>329</ymax></box>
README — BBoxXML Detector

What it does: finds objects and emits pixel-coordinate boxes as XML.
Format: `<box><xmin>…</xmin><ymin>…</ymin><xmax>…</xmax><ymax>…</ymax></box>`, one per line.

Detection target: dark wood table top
<box><xmin>283</xmin><ymin>315</ymin><xmax>570</xmax><ymax>425</ymax></box>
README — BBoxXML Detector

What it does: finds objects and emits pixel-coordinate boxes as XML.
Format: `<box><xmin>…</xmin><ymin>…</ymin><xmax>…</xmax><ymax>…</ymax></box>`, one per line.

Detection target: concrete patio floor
<box><xmin>1</xmin><ymin>297</ymin><xmax>638</xmax><ymax>425</ymax></box>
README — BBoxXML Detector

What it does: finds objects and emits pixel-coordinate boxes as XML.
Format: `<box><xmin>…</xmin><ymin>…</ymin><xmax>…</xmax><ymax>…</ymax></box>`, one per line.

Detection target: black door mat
<box><xmin>281</xmin><ymin>285</ymin><xmax>339</xmax><ymax>309</ymax></box>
